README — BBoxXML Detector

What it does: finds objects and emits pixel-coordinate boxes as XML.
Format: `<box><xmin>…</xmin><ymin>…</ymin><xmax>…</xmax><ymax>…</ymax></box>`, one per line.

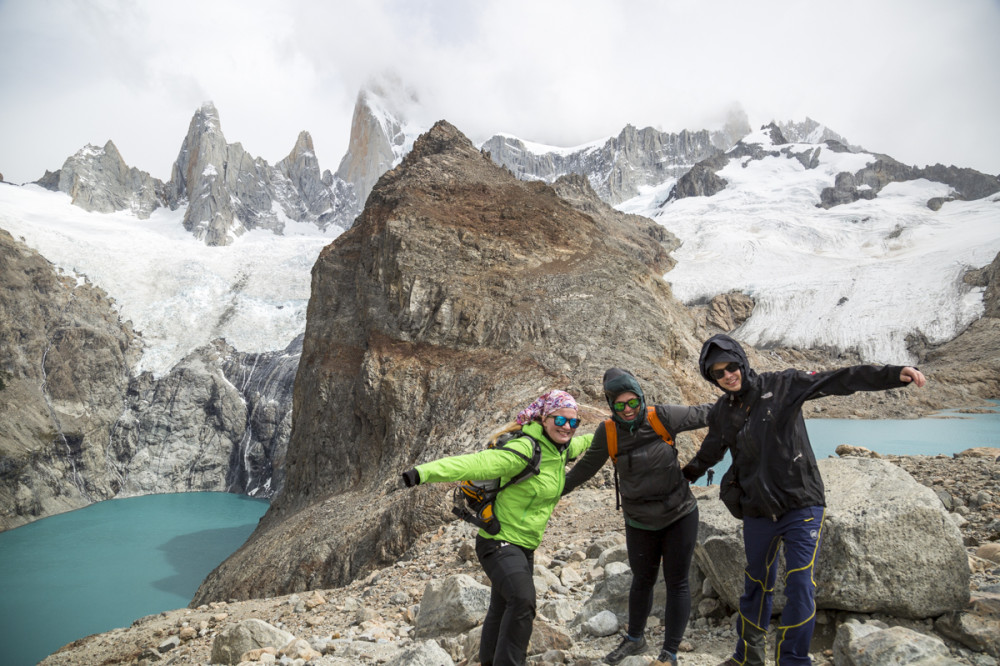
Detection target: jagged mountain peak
<box><xmin>333</xmin><ymin>84</ymin><xmax>422</xmax><ymax>211</ymax></box>
<box><xmin>286</xmin><ymin>130</ymin><xmax>315</xmax><ymax>159</ymax></box>
<box><xmin>191</xmin><ymin>100</ymin><xmax>223</xmax><ymax>133</ymax></box>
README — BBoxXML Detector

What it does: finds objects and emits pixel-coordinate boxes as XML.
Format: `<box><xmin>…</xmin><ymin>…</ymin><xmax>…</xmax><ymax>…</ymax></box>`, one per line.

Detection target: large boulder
<box><xmin>209</xmin><ymin>619</ymin><xmax>295</xmax><ymax>665</ymax></box>
<box><xmin>694</xmin><ymin>457</ymin><xmax>969</xmax><ymax>619</ymax></box>
<box><xmin>414</xmin><ymin>574</ymin><xmax>491</xmax><ymax>638</ymax></box>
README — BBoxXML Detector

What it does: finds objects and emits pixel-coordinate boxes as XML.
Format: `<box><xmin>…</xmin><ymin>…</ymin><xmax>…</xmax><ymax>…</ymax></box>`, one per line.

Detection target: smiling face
<box><xmin>612</xmin><ymin>391</ymin><xmax>641</xmax><ymax>420</ymax></box>
<box><xmin>711</xmin><ymin>361</ymin><xmax>742</xmax><ymax>392</ymax></box>
<box><xmin>542</xmin><ymin>407</ymin><xmax>579</xmax><ymax>445</ymax></box>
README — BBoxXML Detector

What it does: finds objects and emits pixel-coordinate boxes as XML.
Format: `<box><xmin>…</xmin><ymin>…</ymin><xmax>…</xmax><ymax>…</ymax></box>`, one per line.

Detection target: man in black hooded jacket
<box><xmin>682</xmin><ymin>334</ymin><xmax>926</xmax><ymax>666</ymax></box>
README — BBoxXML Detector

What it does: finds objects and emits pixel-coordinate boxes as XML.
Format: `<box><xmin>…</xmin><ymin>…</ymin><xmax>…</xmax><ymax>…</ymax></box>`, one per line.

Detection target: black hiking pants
<box><xmin>476</xmin><ymin>534</ymin><xmax>536</xmax><ymax>666</ymax></box>
<box><xmin>625</xmin><ymin>506</ymin><xmax>699</xmax><ymax>655</ymax></box>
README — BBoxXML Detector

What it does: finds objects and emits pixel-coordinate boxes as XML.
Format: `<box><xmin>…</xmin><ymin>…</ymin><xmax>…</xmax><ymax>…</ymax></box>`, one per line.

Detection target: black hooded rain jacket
<box><xmin>682</xmin><ymin>334</ymin><xmax>910</xmax><ymax>521</ymax></box>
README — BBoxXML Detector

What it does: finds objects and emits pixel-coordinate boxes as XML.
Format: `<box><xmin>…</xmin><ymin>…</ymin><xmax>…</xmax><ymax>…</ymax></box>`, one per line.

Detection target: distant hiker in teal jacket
<box><xmin>401</xmin><ymin>389</ymin><xmax>593</xmax><ymax>666</ymax></box>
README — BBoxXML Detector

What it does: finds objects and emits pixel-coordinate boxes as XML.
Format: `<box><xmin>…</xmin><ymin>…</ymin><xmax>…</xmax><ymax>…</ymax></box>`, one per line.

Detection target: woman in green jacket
<box><xmin>401</xmin><ymin>390</ymin><xmax>593</xmax><ymax>666</ymax></box>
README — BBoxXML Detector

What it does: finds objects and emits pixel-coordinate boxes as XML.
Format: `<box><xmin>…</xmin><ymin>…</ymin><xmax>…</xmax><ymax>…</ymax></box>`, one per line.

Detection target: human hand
<box><xmin>401</xmin><ymin>469</ymin><xmax>420</xmax><ymax>487</ymax></box>
<box><xmin>900</xmin><ymin>367</ymin><xmax>926</xmax><ymax>388</ymax></box>
<box><xmin>682</xmin><ymin>465</ymin><xmax>700</xmax><ymax>483</ymax></box>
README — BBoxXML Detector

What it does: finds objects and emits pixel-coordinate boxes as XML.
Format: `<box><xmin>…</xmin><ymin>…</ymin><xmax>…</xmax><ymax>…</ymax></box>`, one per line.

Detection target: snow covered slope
<box><xmin>2</xmin><ymin>119</ymin><xmax>996</xmax><ymax>377</ymax></box>
<box><xmin>0</xmin><ymin>184</ymin><xmax>337</xmax><ymax>376</ymax></box>
<box><xmin>622</xmin><ymin>127</ymin><xmax>1000</xmax><ymax>363</ymax></box>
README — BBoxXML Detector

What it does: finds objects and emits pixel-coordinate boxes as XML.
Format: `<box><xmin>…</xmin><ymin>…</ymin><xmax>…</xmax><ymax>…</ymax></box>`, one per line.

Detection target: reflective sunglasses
<box><xmin>710</xmin><ymin>361</ymin><xmax>741</xmax><ymax>380</ymax></box>
<box><xmin>612</xmin><ymin>398</ymin><xmax>641</xmax><ymax>412</ymax></box>
<box><xmin>549</xmin><ymin>415</ymin><xmax>581</xmax><ymax>428</ymax></box>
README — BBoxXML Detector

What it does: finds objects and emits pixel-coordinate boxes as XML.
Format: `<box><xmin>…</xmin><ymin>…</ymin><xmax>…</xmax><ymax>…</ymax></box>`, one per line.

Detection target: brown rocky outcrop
<box><xmin>0</xmin><ymin>229</ymin><xmax>142</xmax><ymax>530</ymax></box>
<box><xmin>191</xmin><ymin>120</ymin><xmax>716</xmax><ymax>604</ymax></box>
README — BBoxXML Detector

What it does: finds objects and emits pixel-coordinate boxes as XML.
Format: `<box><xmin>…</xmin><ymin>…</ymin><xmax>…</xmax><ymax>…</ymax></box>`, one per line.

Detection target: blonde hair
<box><xmin>489</xmin><ymin>422</ymin><xmax>524</xmax><ymax>446</ymax></box>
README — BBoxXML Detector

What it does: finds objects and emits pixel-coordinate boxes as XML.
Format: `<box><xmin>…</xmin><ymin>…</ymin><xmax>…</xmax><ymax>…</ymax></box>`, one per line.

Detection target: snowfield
<box><xmin>1</xmin><ymin>127</ymin><xmax>997</xmax><ymax>376</ymax></box>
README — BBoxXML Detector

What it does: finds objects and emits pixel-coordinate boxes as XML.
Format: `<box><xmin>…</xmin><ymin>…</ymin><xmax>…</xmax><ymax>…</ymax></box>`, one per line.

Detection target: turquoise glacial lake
<box><xmin>0</xmin><ymin>492</ymin><xmax>268</xmax><ymax>666</ymax></box>
<box><xmin>1</xmin><ymin>405</ymin><xmax>998</xmax><ymax>665</ymax></box>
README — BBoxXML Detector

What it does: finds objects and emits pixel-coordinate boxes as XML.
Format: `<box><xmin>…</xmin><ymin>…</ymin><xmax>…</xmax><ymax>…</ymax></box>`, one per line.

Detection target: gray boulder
<box><xmin>694</xmin><ymin>458</ymin><xmax>969</xmax><ymax>619</ymax></box>
<box><xmin>576</xmin><ymin>544</ymin><xmax>667</xmax><ymax>626</ymax></box>
<box><xmin>209</xmin><ymin>618</ymin><xmax>295</xmax><ymax>665</ymax></box>
<box><xmin>414</xmin><ymin>574</ymin><xmax>491</xmax><ymax>638</ymax></box>
<box><xmin>833</xmin><ymin>620</ymin><xmax>954</xmax><ymax>666</ymax></box>
<box><xmin>384</xmin><ymin>640</ymin><xmax>455</xmax><ymax>665</ymax></box>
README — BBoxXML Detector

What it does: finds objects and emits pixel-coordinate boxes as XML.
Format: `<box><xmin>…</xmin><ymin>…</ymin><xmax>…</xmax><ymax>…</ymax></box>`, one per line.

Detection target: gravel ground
<box><xmin>40</xmin><ymin>450</ymin><xmax>1000</xmax><ymax>666</ymax></box>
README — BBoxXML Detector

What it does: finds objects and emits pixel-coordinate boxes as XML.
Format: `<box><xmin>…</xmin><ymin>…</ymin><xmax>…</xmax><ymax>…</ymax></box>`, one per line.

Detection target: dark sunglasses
<box><xmin>710</xmin><ymin>362</ymin><xmax>741</xmax><ymax>380</ymax></box>
<box><xmin>612</xmin><ymin>398</ymin><xmax>641</xmax><ymax>412</ymax></box>
<box><xmin>549</xmin><ymin>415</ymin><xmax>581</xmax><ymax>428</ymax></box>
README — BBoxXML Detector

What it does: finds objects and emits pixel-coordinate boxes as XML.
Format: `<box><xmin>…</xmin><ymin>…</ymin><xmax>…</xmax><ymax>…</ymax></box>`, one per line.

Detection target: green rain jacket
<box><xmin>415</xmin><ymin>420</ymin><xmax>593</xmax><ymax>550</ymax></box>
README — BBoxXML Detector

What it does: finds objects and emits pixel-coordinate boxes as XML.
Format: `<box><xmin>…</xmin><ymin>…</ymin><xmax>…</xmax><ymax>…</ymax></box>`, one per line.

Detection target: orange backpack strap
<box><xmin>646</xmin><ymin>406</ymin><xmax>675</xmax><ymax>447</ymax></box>
<box><xmin>604</xmin><ymin>418</ymin><xmax>618</xmax><ymax>463</ymax></box>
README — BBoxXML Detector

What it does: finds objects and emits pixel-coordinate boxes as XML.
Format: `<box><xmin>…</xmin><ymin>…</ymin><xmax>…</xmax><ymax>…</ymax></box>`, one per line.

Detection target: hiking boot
<box><xmin>715</xmin><ymin>659</ymin><xmax>741</xmax><ymax>666</ymax></box>
<box><xmin>655</xmin><ymin>649</ymin><xmax>678</xmax><ymax>665</ymax></box>
<box><xmin>605</xmin><ymin>634</ymin><xmax>648</xmax><ymax>664</ymax></box>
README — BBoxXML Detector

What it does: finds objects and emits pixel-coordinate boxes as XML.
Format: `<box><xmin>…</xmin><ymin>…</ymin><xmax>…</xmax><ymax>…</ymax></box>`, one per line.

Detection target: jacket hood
<box><xmin>603</xmin><ymin>368</ymin><xmax>646</xmax><ymax>426</ymax></box>
<box><xmin>698</xmin><ymin>334</ymin><xmax>756</xmax><ymax>394</ymax></box>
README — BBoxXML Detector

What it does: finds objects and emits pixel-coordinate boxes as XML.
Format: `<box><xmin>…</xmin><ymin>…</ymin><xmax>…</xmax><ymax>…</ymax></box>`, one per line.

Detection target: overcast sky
<box><xmin>1</xmin><ymin>0</ymin><xmax>998</xmax><ymax>186</ymax></box>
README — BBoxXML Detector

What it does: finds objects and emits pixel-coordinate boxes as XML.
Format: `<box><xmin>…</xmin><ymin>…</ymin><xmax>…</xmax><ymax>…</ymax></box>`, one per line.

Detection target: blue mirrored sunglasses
<box><xmin>549</xmin><ymin>415</ymin><xmax>581</xmax><ymax>428</ymax></box>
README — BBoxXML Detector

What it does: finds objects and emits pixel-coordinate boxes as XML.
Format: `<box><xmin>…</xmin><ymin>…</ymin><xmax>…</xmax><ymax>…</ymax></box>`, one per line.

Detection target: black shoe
<box><xmin>656</xmin><ymin>649</ymin><xmax>678</xmax><ymax>665</ymax></box>
<box><xmin>605</xmin><ymin>634</ymin><xmax>648</xmax><ymax>664</ymax></box>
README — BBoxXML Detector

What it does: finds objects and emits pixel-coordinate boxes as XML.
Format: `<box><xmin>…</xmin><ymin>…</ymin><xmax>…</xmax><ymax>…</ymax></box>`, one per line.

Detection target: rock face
<box><xmin>694</xmin><ymin>458</ymin><xmax>970</xmax><ymax>619</ymax></box>
<box><xmin>481</xmin><ymin>108</ymin><xmax>749</xmax><ymax>206</ymax></box>
<box><xmin>110</xmin><ymin>336</ymin><xmax>299</xmax><ymax>499</ymax></box>
<box><xmin>0</xmin><ymin>225</ymin><xmax>298</xmax><ymax>527</ymax></box>
<box><xmin>334</xmin><ymin>88</ymin><xmax>415</xmax><ymax>216</ymax></box>
<box><xmin>44</xmin><ymin>141</ymin><xmax>164</xmax><ymax>218</ymax></box>
<box><xmin>906</xmin><ymin>250</ymin><xmax>1000</xmax><ymax>413</ymax></box>
<box><xmin>818</xmin><ymin>157</ymin><xmax>1000</xmax><ymax>209</ymax></box>
<box><xmin>191</xmin><ymin>119</ymin><xmax>715</xmax><ymax>604</ymax></box>
<box><xmin>0</xmin><ymin>229</ymin><xmax>142</xmax><ymax>531</ymax></box>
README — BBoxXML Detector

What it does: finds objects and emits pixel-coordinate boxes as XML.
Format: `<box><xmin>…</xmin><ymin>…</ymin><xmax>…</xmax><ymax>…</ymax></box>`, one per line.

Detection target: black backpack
<box><xmin>451</xmin><ymin>430</ymin><xmax>542</xmax><ymax>535</ymax></box>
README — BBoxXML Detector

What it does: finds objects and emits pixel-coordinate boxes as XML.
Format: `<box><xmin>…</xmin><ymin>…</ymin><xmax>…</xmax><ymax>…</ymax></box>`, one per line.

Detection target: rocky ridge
<box><xmin>33</xmin><ymin>93</ymin><xmax>408</xmax><ymax>245</ymax></box>
<box><xmin>39</xmin><ymin>449</ymin><xmax>1000</xmax><ymax>666</ymax></box>
<box><xmin>481</xmin><ymin>105</ymin><xmax>750</xmax><ymax>206</ymax></box>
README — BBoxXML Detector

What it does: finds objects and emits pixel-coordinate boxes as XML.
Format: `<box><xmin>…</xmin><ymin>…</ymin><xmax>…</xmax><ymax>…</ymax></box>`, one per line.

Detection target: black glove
<box><xmin>401</xmin><ymin>468</ymin><xmax>420</xmax><ymax>487</ymax></box>
<box><xmin>681</xmin><ymin>465</ymin><xmax>700</xmax><ymax>484</ymax></box>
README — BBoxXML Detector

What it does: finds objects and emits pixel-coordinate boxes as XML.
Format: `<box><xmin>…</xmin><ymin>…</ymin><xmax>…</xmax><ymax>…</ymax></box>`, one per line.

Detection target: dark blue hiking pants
<box><xmin>732</xmin><ymin>506</ymin><xmax>825</xmax><ymax>666</ymax></box>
